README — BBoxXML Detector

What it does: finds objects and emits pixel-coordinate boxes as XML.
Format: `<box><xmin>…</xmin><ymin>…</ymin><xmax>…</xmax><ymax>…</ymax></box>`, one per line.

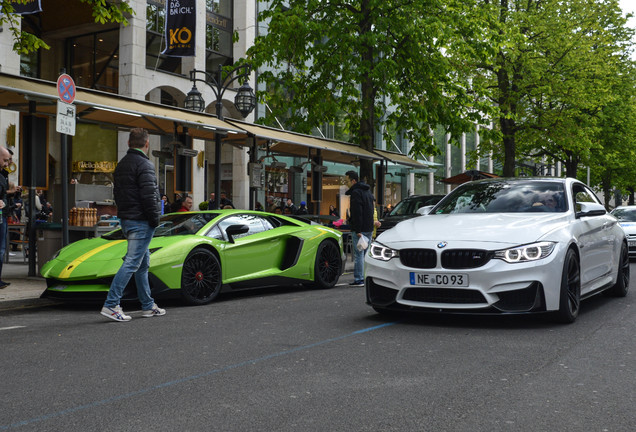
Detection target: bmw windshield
<box><xmin>433</xmin><ymin>180</ymin><xmax>567</xmax><ymax>214</ymax></box>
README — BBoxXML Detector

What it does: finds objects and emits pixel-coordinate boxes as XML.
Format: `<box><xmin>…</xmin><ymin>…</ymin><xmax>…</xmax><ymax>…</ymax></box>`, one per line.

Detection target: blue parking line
<box><xmin>0</xmin><ymin>321</ymin><xmax>399</xmax><ymax>430</ymax></box>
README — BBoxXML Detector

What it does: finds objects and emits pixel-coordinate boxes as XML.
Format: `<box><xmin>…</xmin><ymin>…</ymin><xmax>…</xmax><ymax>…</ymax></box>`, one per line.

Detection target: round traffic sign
<box><xmin>57</xmin><ymin>74</ymin><xmax>76</xmax><ymax>104</ymax></box>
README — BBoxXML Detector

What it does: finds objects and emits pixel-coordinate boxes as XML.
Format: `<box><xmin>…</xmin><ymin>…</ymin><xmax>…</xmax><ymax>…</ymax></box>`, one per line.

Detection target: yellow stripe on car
<box><xmin>308</xmin><ymin>227</ymin><xmax>334</xmax><ymax>241</ymax></box>
<box><xmin>59</xmin><ymin>240</ymin><xmax>126</xmax><ymax>279</ymax></box>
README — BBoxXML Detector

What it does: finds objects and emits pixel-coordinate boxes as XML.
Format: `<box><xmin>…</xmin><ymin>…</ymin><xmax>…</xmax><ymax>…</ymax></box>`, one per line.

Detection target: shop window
<box><xmin>69</xmin><ymin>29</ymin><xmax>120</xmax><ymax>93</ymax></box>
<box><xmin>205</xmin><ymin>0</ymin><xmax>233</xmax><ymax>75</ymax></box>
<box><xmin>147</xmin><ymin>0</ymin><xmax>182</xmax><ymax>74</ymax></box>
<box><xmin>71</xmin><ymin>124</ymin><xmax>117</xmax><ymax>185</ymax></box>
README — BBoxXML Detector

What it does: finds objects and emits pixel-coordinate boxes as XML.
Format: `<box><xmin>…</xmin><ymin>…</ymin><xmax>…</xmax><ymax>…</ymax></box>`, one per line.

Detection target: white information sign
<box><xmin>56</xmin><ymin>100</ymin><xmax>76</xmax><ymax>136</ymax></box>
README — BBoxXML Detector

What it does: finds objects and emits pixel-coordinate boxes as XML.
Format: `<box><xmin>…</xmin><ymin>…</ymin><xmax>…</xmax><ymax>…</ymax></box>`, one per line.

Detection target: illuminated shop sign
<box><xmin>73</xmin><ymin>161</ymin><xmax>117</xmax><ymax>173</ymax></box>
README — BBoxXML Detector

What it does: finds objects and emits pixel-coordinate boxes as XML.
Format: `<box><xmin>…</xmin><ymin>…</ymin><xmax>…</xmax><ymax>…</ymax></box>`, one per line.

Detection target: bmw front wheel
<box><xmin>554</xmin><ymin>248</ymin><xmax>580</xmax><ymax>323</ymax></box>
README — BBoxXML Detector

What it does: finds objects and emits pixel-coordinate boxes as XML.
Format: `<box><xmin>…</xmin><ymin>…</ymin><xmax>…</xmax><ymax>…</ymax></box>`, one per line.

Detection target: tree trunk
<box><xmin>358</xmin><ymin>0</ymin><xmax>375</xmax><ymax>192</ymax></box>
<box><xmin>563</xmin><ymin>151</ymin><xmax>578</xmax><ymax>178</ymax></box>
<box><xmin>500</xmin><ymin>117</ymin><xmax>516</xmax><ymax>177</ymax></box>
<box><xmin>602</xmin><ymin>176</ymin><xmax>612</xmax><ymax>210</ymax></box>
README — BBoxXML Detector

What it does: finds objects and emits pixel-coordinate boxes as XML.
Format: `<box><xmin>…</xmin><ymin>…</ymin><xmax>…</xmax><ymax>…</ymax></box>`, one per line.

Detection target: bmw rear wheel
<box><xmin>181</xmin><ymin>248</ymin><xmax>222</xmax><ymax>305</ymax></box>
<box><xmin>312</xmin><ymin>240</ymin><xmax>342</xmax><ymax>289</ymax></box>
<box><xmin>554</xmin><ymin>248</ymin><xmax>580</xmax><ymax>323</ymax></box>
<box><xmin>606</xmin><ymin>242</ymin><xmax>630</xmax><ymax>297</ymax></box>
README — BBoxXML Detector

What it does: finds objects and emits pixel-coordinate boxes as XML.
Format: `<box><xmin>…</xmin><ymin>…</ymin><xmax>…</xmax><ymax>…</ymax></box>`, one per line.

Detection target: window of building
<box><xmin>68</xmin><ymin>29</ymin><xmax>120</xmax><ymax>93</ymax></box>
<box><xmin>147</xmin><ymin>0</ymin><xmax>182</xmax><ymax>74</ymax></box>
<box><xmin>20</xmin><ymin>50</ymin><xmax>40</xmax><ymax>78</ymax></box>
<box><xmin>205</xmin><ymin>0</ymin><xmax>233</xmax><ymax>74</ymax></box>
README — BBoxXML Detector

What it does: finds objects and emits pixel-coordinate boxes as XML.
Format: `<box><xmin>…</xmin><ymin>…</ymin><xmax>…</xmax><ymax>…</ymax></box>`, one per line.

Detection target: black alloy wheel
<box><xmin>555</xmin><ymin>248</ymin><xmax>581</xmax><ymax>323</ymax></box>
<box><xmin>181</xmin><ymin>248</ymin><xmax>222</xmax><ymax>305</ymax></box>
<box><xmin>606</xmin><ymin>242</ymin><xmax>630</xmax><ymax>297</ymax></box>
<box><xmin>313</xmin><ymin>240</ymin><xmax>342</xmax><ymax>289</ymax></box>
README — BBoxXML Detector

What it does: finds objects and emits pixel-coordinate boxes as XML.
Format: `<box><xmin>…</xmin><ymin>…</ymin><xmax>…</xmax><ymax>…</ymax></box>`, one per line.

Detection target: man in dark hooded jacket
<box><xmin>100</xmin><ymin>128</ymin><xmax>165</xmax><ymax>322</ymax></box>
<box><xmin>345</xmin><ymin>170</ymin><xmax>374</xmax><ymax>286</ymax></box>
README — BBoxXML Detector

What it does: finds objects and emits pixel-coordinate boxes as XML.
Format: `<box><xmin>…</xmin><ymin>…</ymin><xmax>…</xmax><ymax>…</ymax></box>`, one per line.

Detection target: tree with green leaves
<box><xmin>247</xmin><ymin>0</ymin><xmax>498</xmax><ymax>187</ymax></box>
<box><xmin>584</xmin><ymin>63</ymin><xmax>636</xmax><ymax>208</ymax></box>
<box><xmin>472</xmin><ymin>0</ymin><xmax>635</xmax><ymax>177</ymax></box>
<box><xmin>0</xmin><ymin>0</ymin><xmax>133</xmax><ymax>54</ymax></box>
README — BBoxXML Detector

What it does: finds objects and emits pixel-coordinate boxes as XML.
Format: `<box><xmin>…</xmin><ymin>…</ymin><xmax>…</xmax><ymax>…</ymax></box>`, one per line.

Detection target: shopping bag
<box><xmin>357</xmin><ymin>234</ymin><xmax>369</xmax><ymax>251</ymax></box>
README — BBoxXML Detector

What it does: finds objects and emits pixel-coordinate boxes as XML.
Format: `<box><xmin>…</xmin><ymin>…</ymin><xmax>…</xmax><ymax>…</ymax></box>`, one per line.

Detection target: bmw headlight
<box><xmin>494</xmin><ymin>242</ymin><xmax>556</xmax><ymax>263</ymax></box>
<box><xmin>369</xmin><ymin>242</ymin><xmax>399</xmax><ymax>261</ymax></box>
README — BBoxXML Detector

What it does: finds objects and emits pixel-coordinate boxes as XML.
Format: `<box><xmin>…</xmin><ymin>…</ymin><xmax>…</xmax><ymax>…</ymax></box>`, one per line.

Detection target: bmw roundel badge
<box><xmin>437</xmin><ymin>241</ymin><xmax>447</xmax><ymax>248</ymax></box>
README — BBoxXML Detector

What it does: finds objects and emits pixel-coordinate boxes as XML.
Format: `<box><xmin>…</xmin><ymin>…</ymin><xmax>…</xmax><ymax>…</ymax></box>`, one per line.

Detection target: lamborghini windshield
<box><xmin>102</xmin><ymin>213</ymin><xmax>220</xmax><ymax>240</ymax></box>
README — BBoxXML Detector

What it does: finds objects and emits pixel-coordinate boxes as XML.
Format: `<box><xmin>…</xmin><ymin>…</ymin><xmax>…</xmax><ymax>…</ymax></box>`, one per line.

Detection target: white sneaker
<box><xmin>142</xmin><ymin>303</ymin><xmax>166</xmax><ymax>318</ymax></box>
<box><xmin>100</xmin><ymin>305</ymin><xmax>132</xmax><ymax>322</ymax></box>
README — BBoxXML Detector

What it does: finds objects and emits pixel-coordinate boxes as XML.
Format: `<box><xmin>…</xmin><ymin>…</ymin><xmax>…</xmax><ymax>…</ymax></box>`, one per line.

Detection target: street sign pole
<box><xmin>56</xmin><ymin>74</ymin><xmax>76</xmax><ymax>247</ymax></box>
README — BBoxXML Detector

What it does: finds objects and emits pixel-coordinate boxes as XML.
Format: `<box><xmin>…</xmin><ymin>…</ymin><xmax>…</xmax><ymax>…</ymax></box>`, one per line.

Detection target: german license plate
<box><xmin>409</xmin><ymin>272</ymin><xmax>468</xmax><ymax>287</ymax></box>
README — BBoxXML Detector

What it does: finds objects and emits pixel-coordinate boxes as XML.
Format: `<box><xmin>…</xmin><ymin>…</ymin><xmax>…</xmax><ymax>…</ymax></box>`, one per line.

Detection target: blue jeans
<box><xmin>351</xmin><ymin>231</ymin><xmax>372</xmax><ymax>283</ymax></box>
<box><xmin>104</xmin><ymin>219</ymin><xmax>156</xmax><ymax>310</ymax></box>
<box><xmin>0</xmin><ymin>217</ymin><xmax>6</xmax><ymax>280</ymax></box>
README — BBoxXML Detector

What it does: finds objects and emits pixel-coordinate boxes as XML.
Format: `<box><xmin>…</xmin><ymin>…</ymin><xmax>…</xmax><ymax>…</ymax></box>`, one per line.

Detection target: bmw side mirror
<box><xmin>417</xmin><ymin>205</ymin><xmax>434</xmax><ymax>216</ymax></box>
<box><xmin>226</xmin><ymin>224</ymin><xmax>249</xmax><ymax>243</ymax></box>
<box><xmin>576</xmin><ymin>202</ymin><xmax>606</xmax><ymax>218</ymax></box>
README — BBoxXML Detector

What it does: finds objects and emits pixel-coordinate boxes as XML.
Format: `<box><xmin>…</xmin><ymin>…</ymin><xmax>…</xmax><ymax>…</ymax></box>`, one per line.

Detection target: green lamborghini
<box><xmin>40</xmin><ymin>210</ymin><xmax>345</xmax><ymax>305</ymax></box>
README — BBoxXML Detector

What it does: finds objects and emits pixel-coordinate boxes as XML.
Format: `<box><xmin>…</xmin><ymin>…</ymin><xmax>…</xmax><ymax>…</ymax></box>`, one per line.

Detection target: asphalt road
<box><xmin>1</xmin><ymin>268</ymin><xmax>635</xmax><ymax>431</ymax></box>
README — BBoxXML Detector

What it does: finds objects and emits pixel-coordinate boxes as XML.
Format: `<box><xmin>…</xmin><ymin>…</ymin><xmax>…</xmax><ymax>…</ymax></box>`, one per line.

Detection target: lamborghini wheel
<box><xmin>181</xmin><ymin>248</ymin><xmax>222</xmax><ymax>305</ymax></box>
<box><xmin>312</xmin><ymin>240</ymin><xmax>341</xmax><ymax>289</ymax></box>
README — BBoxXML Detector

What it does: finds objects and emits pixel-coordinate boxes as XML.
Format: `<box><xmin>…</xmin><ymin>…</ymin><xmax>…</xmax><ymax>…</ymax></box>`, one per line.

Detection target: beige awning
<box><xmin>373</xmin><ymin>149</ymin><xmax>432</xmax><ymax>169</ymax></box>
<box><xmin>0</xmin><ymin>73</ymin><xmax>246</xmax><ymax>141</ymax></box>
<box><xmin>226</xmin><ymin>120</ymin><xmax>381</xmax><ymax>164</ymax></box>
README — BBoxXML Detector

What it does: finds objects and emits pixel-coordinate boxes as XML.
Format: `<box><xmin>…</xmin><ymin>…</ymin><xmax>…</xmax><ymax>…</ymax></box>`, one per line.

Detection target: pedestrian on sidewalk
<box><xmin>0</xmin><ymin>146</ymin><xmax>13</xmax><ymax>289</ymax></box>
<box><xmin>100</xmin><ymin>128</ymin><xmax>166</xmax><ymax>322</ymax></box>
<box><xmin>345</xmin><ymin>170</ymin><xmax>374</xmax><ymax>287</ymax></box>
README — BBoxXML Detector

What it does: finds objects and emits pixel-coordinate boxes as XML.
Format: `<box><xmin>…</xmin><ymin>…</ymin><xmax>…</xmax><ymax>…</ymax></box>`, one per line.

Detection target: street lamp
<box><xmin>184</xmin><ymin>63</ymin><xmax>256</xmax><ymax>209</ymax></box>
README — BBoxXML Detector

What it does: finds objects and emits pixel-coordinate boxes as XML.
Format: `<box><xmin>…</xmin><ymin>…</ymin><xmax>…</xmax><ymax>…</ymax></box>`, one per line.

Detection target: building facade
<box><xmin>0</xmin><ymin>0</ymin><xmax>499</xmax><ymax>223</ymax></box>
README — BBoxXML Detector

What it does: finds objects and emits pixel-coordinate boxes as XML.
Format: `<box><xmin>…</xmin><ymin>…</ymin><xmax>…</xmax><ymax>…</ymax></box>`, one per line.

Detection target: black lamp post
<box><xmin>184</xmin><ymin>63</ymin><xmax>256</xmax><ymax>209</ymax></box>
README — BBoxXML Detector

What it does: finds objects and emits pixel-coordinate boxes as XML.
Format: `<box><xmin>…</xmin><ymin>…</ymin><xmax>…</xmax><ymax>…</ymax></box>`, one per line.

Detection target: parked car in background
<box><xmin>366</xmin><ymin>178</ymin><xmax>629</xmax><ymax>323</ymax></box>
<box><xmin>610</xmin><ymin>206</ymin><xmax>636</xmax><ymax>257</ymax></box>
<box><xmin>377</xmin><ymin>194</ymin><xmax>445</xmax><ymax>236</ymax></box>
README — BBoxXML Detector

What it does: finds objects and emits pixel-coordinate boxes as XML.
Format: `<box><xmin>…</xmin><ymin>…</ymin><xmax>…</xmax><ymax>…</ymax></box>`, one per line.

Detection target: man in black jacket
<box><xmin>101</xmin><ymin>128</ymin><xmax>165</xmax><ymax>322</ymax></box>
<box><xmin>345</xmin><ymin>170</ymin><xmax>374</xmax><ymax>287</ymax></box>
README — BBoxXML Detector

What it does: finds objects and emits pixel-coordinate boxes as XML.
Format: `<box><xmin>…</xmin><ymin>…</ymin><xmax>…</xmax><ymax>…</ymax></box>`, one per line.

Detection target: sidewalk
<box><xmin>0</xmin><ymin>253</ymin><xmax>48</xmax><ymax>307</ymax></box>
<box><xmin>0</xmin><ymin>253</ymin><xmax>356</xmax><ymax>307</ymax></box>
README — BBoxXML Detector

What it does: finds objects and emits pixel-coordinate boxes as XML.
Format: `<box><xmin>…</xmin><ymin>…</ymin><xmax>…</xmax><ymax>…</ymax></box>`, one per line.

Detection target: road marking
<box><xmin>0</xmin><ymin>326</ymin><xmax>25</xmax><ymax>331</ymax></box>
<box><xmin>0</xmin><ymin>321</ymin><xmax>399</xmax><ymax>430</ymax></box>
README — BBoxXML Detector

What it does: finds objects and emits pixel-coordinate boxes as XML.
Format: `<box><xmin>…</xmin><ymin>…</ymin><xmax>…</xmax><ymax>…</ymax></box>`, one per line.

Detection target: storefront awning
<box><xmin>225</xmin><ymin>120</ymin><xmax>381</xmax><ymax>164</ymax></box>
<box><xmin>0</xmin><ymin>73</ymin><xmax>246</xmax><ymax>141</ymax></box>
<box><xmin>441</xmin><ymin>170</ymin><xmax>499</xmax><ymax>184</ymax></box>
<box><xmin>373</xmin><ymin>149</ymin><xmax>433</xmax><ymax>169</ymax></box>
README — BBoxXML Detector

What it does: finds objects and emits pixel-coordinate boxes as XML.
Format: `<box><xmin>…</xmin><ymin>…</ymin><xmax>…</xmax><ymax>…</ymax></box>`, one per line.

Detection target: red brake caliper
<box><xmin>195</xmin><ymin>271</ymin><xmax>204</xmax><ymax>281</ymax></box>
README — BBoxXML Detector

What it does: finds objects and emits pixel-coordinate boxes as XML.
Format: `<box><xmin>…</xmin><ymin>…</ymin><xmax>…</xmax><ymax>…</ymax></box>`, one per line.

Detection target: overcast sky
<box><xmin>620</xmin><ymin>0</ymin><xmax>636</xmax><ymax>25</ymax></box>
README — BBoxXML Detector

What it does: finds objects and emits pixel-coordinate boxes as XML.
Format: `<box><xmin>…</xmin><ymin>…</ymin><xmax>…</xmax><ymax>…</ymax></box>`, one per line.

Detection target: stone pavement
<box><xmin>0</xmin><ymin>253</ymin><xmax>50</xmax><ymax>309</ymax></box>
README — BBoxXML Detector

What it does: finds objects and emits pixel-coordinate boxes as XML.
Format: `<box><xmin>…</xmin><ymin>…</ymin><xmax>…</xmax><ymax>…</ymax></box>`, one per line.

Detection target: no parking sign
<box><xmin>57</xmin><ymin>74</ymin><xmax>76</xmax><ymax>104</ymax></box>
<box><xmin>56</xmin><ymin>74</ymin><xmax>76</xmax><ymax>135</ymax></box>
